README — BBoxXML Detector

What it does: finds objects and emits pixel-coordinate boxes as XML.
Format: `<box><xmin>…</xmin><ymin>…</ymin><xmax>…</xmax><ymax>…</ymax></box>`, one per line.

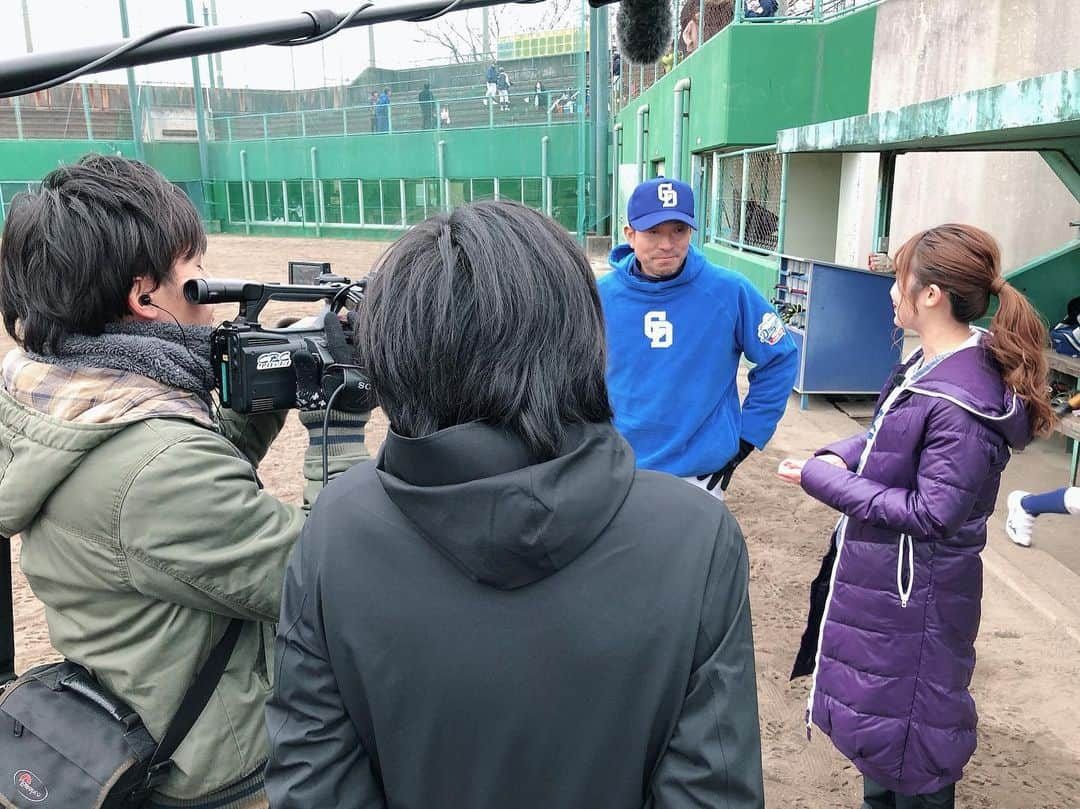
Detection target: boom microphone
<box><xmin>612</xmin><ymin>0</ymin><xmax>674</xmax><ymax>65</ymax></box>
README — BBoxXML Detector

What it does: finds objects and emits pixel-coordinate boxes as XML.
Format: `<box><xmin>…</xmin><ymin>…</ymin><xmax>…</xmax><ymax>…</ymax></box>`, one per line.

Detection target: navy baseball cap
<box><xmin>627</xmin><ymin>177</ymin><xmax>697</xmax><ymax>231</ymax></box>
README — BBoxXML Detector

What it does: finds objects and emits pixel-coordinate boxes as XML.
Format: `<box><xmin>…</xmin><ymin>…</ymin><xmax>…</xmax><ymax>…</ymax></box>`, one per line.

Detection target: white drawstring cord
<box><xmin>896</xmin><ymin>534</ymin><xmax>914</xmax><ymax>608</ymax></box>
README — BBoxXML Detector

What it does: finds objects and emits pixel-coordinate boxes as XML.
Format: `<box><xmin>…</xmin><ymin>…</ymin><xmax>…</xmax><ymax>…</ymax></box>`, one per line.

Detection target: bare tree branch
<box><xmin>413</xmin><ymin>2</ymin><xmax>581</xmax><ymax>63</ymax></box>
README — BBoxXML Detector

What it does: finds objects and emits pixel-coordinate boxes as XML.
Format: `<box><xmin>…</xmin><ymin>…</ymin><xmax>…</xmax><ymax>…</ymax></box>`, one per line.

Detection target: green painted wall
<box><xmin>208</xmin><ymin>125</ymin><xmax>581</xmax><ymax>181</ymax></box>
<box><xmin>702</xmin><ymin>243</ymin><xmax>778</xmax><ymax>300</ymax></box>
<box><xmin>999</xmin><ymin>239</ymin><xmax>1080</xmax><ymax>328</ymax></box>
<box><xmin>616</xmin><ymin>9</ymin><xmax>877</xmax><ymax>179</ymax></box>
<box><xmin>0</xmin><ymin>139</ymin><xmax>136</xmax><ymax>179</ymax></box>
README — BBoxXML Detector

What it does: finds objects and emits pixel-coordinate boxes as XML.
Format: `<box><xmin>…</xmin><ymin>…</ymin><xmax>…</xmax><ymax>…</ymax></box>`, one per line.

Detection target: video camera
<box><xmin>183</xmin><ymin>261</ymin><xmax>366</xmax><ymax>413</ymax></box>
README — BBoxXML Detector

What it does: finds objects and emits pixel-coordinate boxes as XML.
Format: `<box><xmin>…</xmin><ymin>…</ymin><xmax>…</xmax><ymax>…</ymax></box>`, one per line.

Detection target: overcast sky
<box><xmin>1</xmin><ymin>0</ymin><xmax>581</xmax><ymax>90</ymax></box>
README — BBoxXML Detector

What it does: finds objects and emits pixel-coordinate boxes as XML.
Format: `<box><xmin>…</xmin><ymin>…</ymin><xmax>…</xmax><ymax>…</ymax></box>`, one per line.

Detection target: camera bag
<box><xmin>0</xmin><ymin>617</ymin><xmax>241</xmax><ymax>808</ymax></box>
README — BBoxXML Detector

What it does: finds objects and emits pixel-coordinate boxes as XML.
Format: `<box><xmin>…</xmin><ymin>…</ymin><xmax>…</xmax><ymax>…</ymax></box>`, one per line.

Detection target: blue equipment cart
<box><xmin>773</xmin><ymin>257</ymin><xmax>901</xmax><ymax>410</ymax></box>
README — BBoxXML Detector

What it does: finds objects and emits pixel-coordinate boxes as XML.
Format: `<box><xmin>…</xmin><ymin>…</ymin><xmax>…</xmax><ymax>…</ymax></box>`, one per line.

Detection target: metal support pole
<box><xmin>310</xmin><ymin>147</ymin><xmax>321</xmax><ymax>236</ymax></box>
<box><xmin>399</xmin><ymin>178</ymin><xmax>407</xmax><ymax>225</ymax></box>
<box><xmin>80</xmin><ymin>83</ymin><xmax>94</xmax><ymax>139</ymax></box>
<box><xmin>737</xmin><ymin>151</ymin><xmax>750</xmax><ymax>246</ymax></box>
<box><xmin>202</xmin><ymin>5</ymin><xmax>216</xmax><ymax>90</ymax></box>
<box><xmin>635</xmin><ymin>104</ymin><xmax>649</xmax><ymax>185</ymax></box>
<box><xmin>592</xmin><ymin>4</ymin><xmax>610</xmax><ymax>236</ymax></box>
<box><xmin>672</xmin><ymin>0</ymin><xmax>680</xmax><ymax>68</ymax></box>
<box><xmin>482</xmin><ymin>8</ymin><xmax>490</xmax><ymax>58</ymax></box>
<box><xmin>118</xmin><ymin>0</ymin><xmax>144</xmax><ymax>160</ymax></box>
<box><xmin>612</xmin><ymin>123</ymin><xmax>623</xmax><ymax>245</ymax></box>
<box><xmin>776</xmin><ymin>152</ymin><xmax>790</xmax><ymax>254</ymax></box>
<box><xmin>13</xmin><ymin>98</ymin><xmax>23</xmax><ymax>140</ymax></box>
<box><xmin>575</xmin><ymin>0</ymin><xmax>587</xmax><ymax>242</ymax></box>
<box><xmin>735</xmin><ymin>0</ymin><xmax>745</xmax><ymax>24</ymax></box>
<box><xmin>813</xmin><ymin>0</ymin><xmax>822</xmax><ymax>23</ymax></box>
<box><xmin>239</xmin><ymin>149</ymin><xmax>251</xmax><ymax>235</ymax></box>
<box><xmin>671</xmin><ymin>78</ymin><xmax>691</xmax><ymax>181</ymax></box>
<box><xmin>699</xmin><ymin>0</ymin><xmax>705</xmax><ymax>50</ymax></box>
<box><xmin>541</xmin><ymin>136</ymin><xmax>550</xmax><ymax>215</ymax></box>
<box><xmin>873</xmin><ymin>150</ymin><xmax>897</xmax><ymax>254</ymax></box>
<box><xmin>186</xmin><ymin>0</ymin><xmax>211</xmax><ymax>218</ymax></box>
<box><xmin>209</xmin><ymin>0</ymin><xmax>223</xmax><ymax>85</ymax></box>
<box><xmin>437</xmin><ymin>140</ymin><xmax>449</xmax><ymax>212</ymax></box>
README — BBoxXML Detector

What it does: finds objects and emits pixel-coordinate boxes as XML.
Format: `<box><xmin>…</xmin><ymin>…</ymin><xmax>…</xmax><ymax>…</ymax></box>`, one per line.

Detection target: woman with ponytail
<box><xmin>778</xmin><ymin>224</ymin><xmax>1053</xmax><ymax>808</ymax></box>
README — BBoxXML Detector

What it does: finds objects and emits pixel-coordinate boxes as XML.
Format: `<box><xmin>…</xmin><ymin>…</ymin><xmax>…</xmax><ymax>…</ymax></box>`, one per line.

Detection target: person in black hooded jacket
<box><xmin>264</xmin><ymin>200</ymin><xmax>764</xmax><ymax>809</ymax></box>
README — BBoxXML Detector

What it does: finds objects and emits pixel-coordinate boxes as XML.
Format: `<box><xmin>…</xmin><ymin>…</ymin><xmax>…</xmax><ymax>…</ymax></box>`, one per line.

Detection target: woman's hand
<box><xmin>777</xmin><ymin>453</ymin><xmax>847</xmax><ymax>485</ymax></box>
<box><xmin>777</xmin><ymin>458</ymin><xmax>805</xmax><ymax>484</ymax></box>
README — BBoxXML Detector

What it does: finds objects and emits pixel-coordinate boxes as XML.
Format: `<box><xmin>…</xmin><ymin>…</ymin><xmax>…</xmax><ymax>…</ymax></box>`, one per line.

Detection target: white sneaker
<box><xmin>1005</xmin><ymin>490</ymin><xmax>1034</xmax><ymax>547</ymax></box>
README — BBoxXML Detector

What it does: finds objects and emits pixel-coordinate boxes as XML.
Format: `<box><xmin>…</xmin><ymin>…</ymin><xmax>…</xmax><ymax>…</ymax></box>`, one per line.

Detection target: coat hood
<box><xmin>0</xmin><ymin>389</ymin><xmax>129</xmax><ymax>536</ymax></box>
<box><xmin>375</xmin><ymin>421</ymin><xmax>635</xmax><ymax>590</ymax></box>
<box><xmin>0</xmin><ymin>350</ymin><xmax>212</xmax><ymax>536</ymax></box>
<box><xmin>606</xmin><ymin>242</ymin><xmax>707</xmax><ymax>293</ymax></box>
<box><xmin>904</xmin><ymin>335</ymin><xmax>1032</xmax><ymax>451</ymax></box>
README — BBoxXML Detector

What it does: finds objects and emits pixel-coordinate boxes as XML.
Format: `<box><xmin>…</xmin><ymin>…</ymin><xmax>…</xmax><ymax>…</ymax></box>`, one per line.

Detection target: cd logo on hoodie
<box><xmin>644</xmin><ymin>311</ymin><xmax>673</xmax><ymax>348</ymax></box>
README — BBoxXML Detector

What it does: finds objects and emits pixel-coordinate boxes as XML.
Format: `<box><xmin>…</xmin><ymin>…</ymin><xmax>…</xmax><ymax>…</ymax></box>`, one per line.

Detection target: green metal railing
<box><xmin>215</xmin><ymin>88</ymin><xmax>586</xmax><ymax>142</ymax></box>
<box><xmin>616</xmin><ymin>0</ymin><xmax>880</xmax><ymax>109</ymax></box>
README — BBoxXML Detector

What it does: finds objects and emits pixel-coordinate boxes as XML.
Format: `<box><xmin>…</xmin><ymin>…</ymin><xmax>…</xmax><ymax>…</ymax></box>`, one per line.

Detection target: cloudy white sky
<box><xmin>1</xmin><ymin>0</ymin><xmax>581</xmax><ymax>90</ymax></box>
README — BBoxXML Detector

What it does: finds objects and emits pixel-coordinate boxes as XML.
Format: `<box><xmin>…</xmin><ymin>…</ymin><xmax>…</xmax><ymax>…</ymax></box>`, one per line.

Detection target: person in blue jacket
<box><xmin>597</xmin><ymin>177</ymin><xmax>798</xmax><ymax>498</ymax></box>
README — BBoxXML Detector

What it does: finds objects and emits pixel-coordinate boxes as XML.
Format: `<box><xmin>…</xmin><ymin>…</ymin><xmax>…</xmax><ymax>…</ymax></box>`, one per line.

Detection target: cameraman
<box><xmin>0</xmin><ymin>155</ymin><xmax>369</xmax><ymax>808</ymax></box>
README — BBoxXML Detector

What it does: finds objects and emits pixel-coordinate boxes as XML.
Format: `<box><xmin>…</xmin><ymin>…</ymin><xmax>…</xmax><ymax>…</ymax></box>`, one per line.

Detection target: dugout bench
<box><xmin>1046</xmin><ymin>349</ymin><xmax>1080</xmax><ymax>486</ymax></box>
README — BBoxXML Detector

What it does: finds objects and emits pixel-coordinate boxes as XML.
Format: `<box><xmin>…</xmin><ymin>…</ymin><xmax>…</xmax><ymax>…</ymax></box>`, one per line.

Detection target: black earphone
<box><xmin>139</xmin><ymin>293</ymin><xmax>152</xmax><ymax>306</ymax></box>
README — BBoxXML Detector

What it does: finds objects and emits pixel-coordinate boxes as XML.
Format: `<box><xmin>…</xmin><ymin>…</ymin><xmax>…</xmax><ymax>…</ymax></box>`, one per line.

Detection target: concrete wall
<box><xmin>785</xmin><ymin>153</ymin><xmax>843</xmax><ymax>262</ymax></box>
<box><xmin>834</xmin><ymin>0</ymin><xmax>1080</xmax><ymax>271</ymax></box>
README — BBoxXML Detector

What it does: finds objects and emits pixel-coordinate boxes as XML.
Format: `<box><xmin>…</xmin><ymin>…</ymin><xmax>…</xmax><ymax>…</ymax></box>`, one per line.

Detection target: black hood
<box><xmin>375</xmin><ymin>421</ymin><xmax>635</xmax><ymax>590</ymax></box>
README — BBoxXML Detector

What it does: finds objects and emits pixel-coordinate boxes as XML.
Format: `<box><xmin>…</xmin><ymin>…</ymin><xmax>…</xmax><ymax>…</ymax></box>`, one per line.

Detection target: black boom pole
<box><xmin>0</xmin><ymin>0</ymin><xmax>546</xmax><ymax>98</ymax></box>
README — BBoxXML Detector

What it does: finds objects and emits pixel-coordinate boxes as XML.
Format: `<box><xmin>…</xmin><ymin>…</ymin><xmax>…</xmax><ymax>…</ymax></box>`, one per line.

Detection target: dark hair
<box><xmin>1066</xmin><ymin>295</ymin><xmax>1080</xmax><ymax>328</ymax></box>
<box><xmin>356</xmin><ymin>200</ymin><xmax>613</xmax><ymax>460</ymax></box>
<box><xmin>0</xmin><ymin>154</ymin><xmax>206</xmax><ymax>354</ymax></box>
<box><xmin>894</xmin><ymin>223</ymin><xmax>1054</xmax><ymax>437</ymax></box>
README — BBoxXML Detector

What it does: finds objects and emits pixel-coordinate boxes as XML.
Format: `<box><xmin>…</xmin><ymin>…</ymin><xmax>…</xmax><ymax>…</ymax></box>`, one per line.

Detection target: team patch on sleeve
<box><xmin>757</xmin><ymin>312</ymin><xmax>786</xmax><ymax>346</ymax></box>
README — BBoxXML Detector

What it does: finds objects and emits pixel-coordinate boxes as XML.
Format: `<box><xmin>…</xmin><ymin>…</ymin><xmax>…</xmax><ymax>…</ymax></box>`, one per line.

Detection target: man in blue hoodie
<box><xmin>598</xmin><ymin>177</ymin><xmax>798</xmax><ymax>497</ymax></box>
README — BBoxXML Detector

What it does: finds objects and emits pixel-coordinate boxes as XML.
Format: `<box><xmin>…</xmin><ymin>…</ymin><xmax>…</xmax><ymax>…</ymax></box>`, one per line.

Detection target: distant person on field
<box><xmin>439</xmin><ymin>105</ymin><xmax>451</xmax><ymax>127</ymax></box>
<box><xmin>368</xmin><ymin>90</ymin><xmax>379</xmax><ymax>133</ymax></box>
<box><xmin>744</xmin><ymin>0</ymin><xmax>778</xmax><ymax>17</ymax></box>
<box><xmin>418</xmin><ymin>82</ymin><xmax>436</xmax><ymax>130</ymax></box>
<box><xmin>375</xmin><ymin>88</ymin><xmax>391</xmax><ymax>133</ymax></box>
<box><xmin>484</xmin><ymin>62</ymin><xmax>498</xmax><ymax>106</ymax></box>
<box><xmin>497</xmin><ymin>68</ymin><xmax>513</xmax><ymax>111</ymax></box>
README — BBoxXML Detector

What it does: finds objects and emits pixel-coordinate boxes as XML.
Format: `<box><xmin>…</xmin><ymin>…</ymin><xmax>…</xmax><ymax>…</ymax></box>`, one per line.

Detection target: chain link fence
<box><xmin>708</xmin><ymin>147</ymin><xmax>783</xmax><ymax>253</ymax></box>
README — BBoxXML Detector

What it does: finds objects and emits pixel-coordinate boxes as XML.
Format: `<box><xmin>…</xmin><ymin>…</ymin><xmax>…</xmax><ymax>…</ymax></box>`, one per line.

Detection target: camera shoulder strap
<box><xmin>145</xmin><ymin>618</ymin><xmax>243</xmax><ymax>781</ymax></box>
<box><xmin>1</xmin><ymin>537</ymin><xmax>14</xmax><ymax>685</ymax></box>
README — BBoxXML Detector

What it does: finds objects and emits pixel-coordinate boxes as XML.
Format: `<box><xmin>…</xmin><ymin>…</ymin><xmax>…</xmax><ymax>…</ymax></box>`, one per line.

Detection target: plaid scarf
<box><xmin>5</xmin><ymin>322</ymin><xmax>217</xmax><ymax>427</ymax></box>
<box><xmin>26</xmin><ymin>321</ymin><xmax>214</xmax><ymax>403</ymax></box>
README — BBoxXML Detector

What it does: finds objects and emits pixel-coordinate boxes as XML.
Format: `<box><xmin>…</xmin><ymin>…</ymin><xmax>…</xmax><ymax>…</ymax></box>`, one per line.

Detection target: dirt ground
<box><xmin>7</xmin><ymin>234</ymin><xmax>1080</xmax><ymax>808</ymax></box>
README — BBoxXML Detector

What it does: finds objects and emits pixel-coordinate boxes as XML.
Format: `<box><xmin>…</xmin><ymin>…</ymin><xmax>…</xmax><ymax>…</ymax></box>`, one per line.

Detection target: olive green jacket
<box><xmin>0</xmin><ymin>351</ymin><xmax>368</xmax><ymax>799</ymax></box>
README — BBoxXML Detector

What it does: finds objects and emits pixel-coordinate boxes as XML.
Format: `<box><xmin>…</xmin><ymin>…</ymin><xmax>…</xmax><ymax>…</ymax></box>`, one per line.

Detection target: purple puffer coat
<box><xmin>798</xmin><ymin>337</ymin><xmax>1031</xmax><ymax>795</ymax></box>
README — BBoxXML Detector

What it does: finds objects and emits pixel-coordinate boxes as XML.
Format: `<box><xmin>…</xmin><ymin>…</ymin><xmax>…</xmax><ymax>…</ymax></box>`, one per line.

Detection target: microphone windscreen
<box><xmin>615</xmin><ymin>0</ymin><xmax>674</xmax><ymax>65</ymax></box>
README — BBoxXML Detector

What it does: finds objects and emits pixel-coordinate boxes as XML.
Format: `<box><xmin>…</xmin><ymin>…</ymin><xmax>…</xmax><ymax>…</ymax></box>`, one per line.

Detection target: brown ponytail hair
<box><xmin>893</xmin><ymin>224</ymin><xmax>1054</xmax><ymax>438</ymax></box>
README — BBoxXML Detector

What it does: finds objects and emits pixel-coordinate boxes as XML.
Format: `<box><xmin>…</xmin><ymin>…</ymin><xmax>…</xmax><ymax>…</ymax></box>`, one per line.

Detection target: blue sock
<box><xmin>1021</xmin><ymin>488</ymin><xmax>1070</xmax><ymax>516</ymax></box>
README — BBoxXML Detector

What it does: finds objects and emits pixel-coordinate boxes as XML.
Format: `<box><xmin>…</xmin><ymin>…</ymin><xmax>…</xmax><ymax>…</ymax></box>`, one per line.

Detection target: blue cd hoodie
<box><xmin>597</xmin><ymin>243</ymin><xmax>798</xmax><ymax>477</ymax></box>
